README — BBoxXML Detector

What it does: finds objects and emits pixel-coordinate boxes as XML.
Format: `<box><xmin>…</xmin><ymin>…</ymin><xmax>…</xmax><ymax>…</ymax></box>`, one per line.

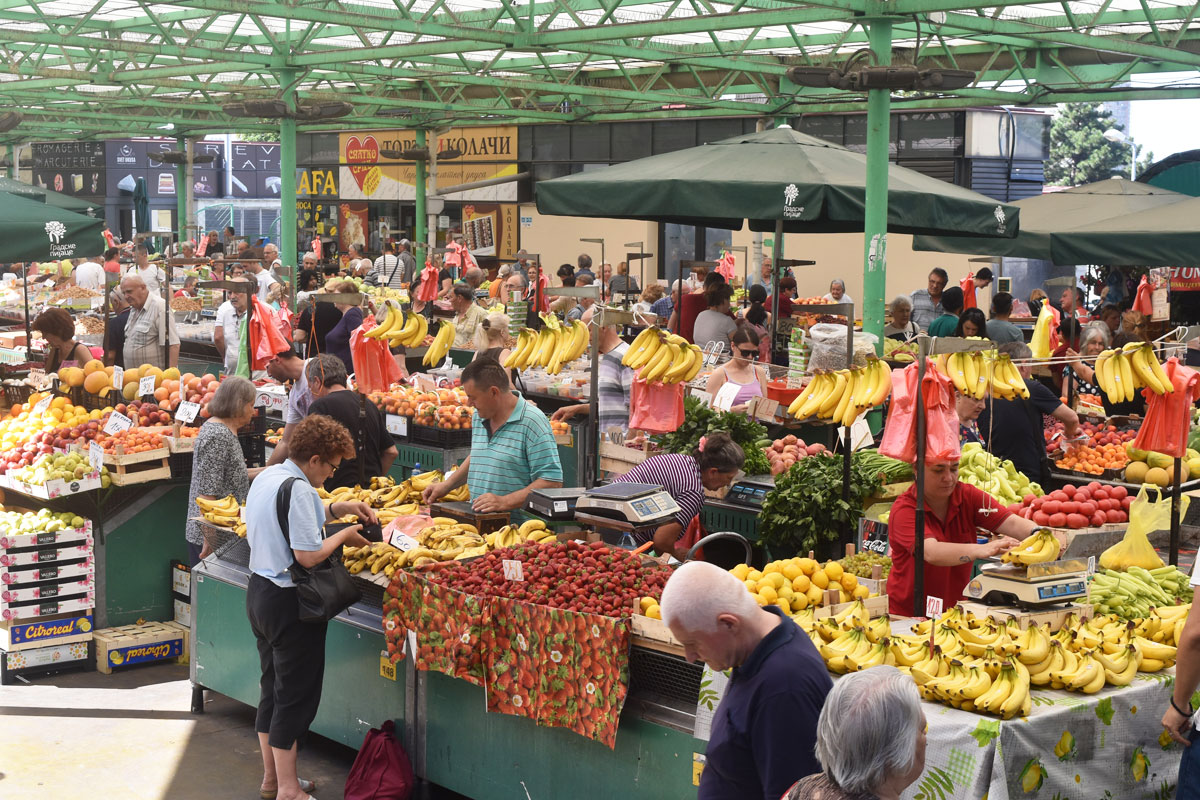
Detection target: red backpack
<box><xmin>344</xmin><ymin>720</ymin><xmax>415</xmax><ymax>800</ymax></box>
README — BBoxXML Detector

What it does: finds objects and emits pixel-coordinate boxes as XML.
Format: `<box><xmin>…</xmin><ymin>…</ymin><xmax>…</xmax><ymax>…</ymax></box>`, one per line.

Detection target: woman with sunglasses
<box><xmin>705</xmin><ymin>327</ymin><xmax>769</xmax><ymax>414</ymax></box>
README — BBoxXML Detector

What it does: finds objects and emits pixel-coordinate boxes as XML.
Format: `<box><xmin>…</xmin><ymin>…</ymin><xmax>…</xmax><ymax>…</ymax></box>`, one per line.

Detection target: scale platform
<box><xmin>525</xmin><ymin>487</ymin><xmax>587</xmax><ymax>521</ymax></box>
<box><xmin>575</xmin><ymin>482</ymin><xmax>681</xmax><ymax>526</ymax></box>
<box><xmin>724</xmin><ymin>475</ymin><xmax>775</xmax><ymax>509</ymax></box>
<box><xmin>964</xmin><ymin>558</ymin><xmax>1089</xmax><ymax>608</ymax></box>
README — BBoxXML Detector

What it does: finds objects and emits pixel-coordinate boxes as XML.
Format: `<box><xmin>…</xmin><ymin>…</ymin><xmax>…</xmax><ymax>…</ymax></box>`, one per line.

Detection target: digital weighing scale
<box><xmin>723</xmin><ymin>475</ymin><xmax>776</xmax><ymax>509</ymax></box>
<box><xmin>963</xmin><ymin>558</ymin><xmax>1089</xmax><ymax>608</ymax></box>
<box><xmin>525</xmin><ymin>487</ymin><xmax>587</xmax><ymax>521</ymax></box>
<box><xmin>574</xmin><ymin>483</ymin><xmax>680</xmax><ymax>526</ymax></box>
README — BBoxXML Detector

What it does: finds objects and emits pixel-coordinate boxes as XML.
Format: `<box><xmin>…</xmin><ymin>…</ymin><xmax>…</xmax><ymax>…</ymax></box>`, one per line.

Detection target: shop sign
<box><xmin>1167</xmin><ymin>267</ymin><xmax>1200</xmax><ymax>292</ymax></box>
<box><xmin>296</xmin><ymin>168</ymin><xmax>337</xmax><ymax>197</ymax></box>
<box><xmin>32</xmin><ymin>141</ymin><xmax>104</xmax><ymax>170</ymax></box>
<box><xmin>460</xmin><ymin>203</ymin><xmax>518</xmax><ymax>260</ymax></box>
<box><xmin>339</xmin><ymin>126</ymin><xmax>516</xmax><ymax>164</ymax></box>
<box><xmin>32</xmin><ymin>169</ymin><xmax>104</xmax><ymax>198</ymax></box>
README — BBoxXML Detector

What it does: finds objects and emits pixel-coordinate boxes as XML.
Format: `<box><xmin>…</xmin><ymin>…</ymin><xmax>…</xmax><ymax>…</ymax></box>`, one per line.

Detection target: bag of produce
<box><xmin>879</xmin><ymin>359</ymin><xmax>959</xmax><ymax>463</ymax></box>
<box><xmin>1133</xmin><ymin>357</ymin><xmax>1200</xmax><ymax>458</ymax></box>
<box><xmin>1098</xmin><ymin>485</ymin><xmax>1183</xmax><ymax>571</ymax></box>
<box><xmin>1030</xmin><ymin>301</ymin><xmax>1057</xmax><ymax>360</ymax></box>
<box><xmin>629</xmin><ymin>377</ymin><xmax>684</xmax><ymax>434</ymax></box>
<box><xmin>807</xmin><ymin>324</ymin><xmax>877</xmax><ymax>371</ymax></box>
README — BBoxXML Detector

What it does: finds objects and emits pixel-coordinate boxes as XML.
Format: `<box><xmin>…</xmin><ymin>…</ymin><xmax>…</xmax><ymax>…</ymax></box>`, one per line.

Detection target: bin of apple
<box><xmin>764</xmin><ymin>435</ymin><xmax>827</xmax><ymax>476</ymax></box>
<box><xmin>1008</xmin><ymin>482</ymin><xmax>1131</xmax><ymax>528</ymax></box>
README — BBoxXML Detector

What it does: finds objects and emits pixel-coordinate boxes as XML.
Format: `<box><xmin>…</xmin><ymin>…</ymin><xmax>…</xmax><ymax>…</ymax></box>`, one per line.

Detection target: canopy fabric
<box><xmin>0</xmin><ymin>191</ymin><xmax>106</xmax><ymax>262</ymax></box>
<box><xmin>912</xmin><ymin>178</ymin><xmax>1193</xmax><ymax>265</ymax></box>
<box><xmin>0</xmin><ymin>176</ymin><xmax>100</xmax><ymax>216</ymax></box>
<box><xmin>535</xmin><ymin>126</ymin><xmax>1020</xmax><ymax>238</ymax></box>
<box><xmin>1048</xmin><ymin>195</ymin><xmax>1200</xmax><ymax>267</ymax></box>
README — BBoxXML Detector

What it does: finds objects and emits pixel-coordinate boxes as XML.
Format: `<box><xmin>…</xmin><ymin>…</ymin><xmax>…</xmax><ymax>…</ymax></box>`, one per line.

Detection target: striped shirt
<box><xmin>597</xmin><ymin>341</ymin><xmax>633</xmax><ymax>435</ymax></box>
<box><xmin>613</xmin><ymin>453</ymin><xmax>704</xmax><ymax>541</ymax></box>
<box><xmin>467</xmin><ymin>395</ymin><xmax>563</xmax><ymax>517</ymax></box>
<box><xmin>123</xmin><ymin>295</ymin><xmax>180</xmax><ymax>370</ymax></box>
<box><xmin>909</xmin><ymin>289</ymin><xmax>944</xmax><ymax>333</ymax></box>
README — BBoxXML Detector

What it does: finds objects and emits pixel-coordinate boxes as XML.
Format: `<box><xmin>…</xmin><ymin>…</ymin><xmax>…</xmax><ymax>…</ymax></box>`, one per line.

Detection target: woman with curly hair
<box><xmin>244</xmin><ymin>414</ymin><xmax>377</xmax><ymax>800</ymax></box>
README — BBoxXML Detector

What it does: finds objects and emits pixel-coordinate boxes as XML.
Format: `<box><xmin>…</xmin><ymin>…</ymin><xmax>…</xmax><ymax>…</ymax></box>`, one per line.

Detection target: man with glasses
<box><xmin>910</xmin><ymin>268</ymin><xmax>949</xmax><ymax>333</ymax></box>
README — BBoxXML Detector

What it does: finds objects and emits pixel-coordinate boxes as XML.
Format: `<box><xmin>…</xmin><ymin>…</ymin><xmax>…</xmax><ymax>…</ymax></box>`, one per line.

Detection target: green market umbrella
<box><xmin>913</xmin><ymin>178</ymin><xmax>1193</xmax><ymax>265</ymax></box>
<box><xmin>133</xmin><ymin>177</ymin><xmax>151</xmax><ymax>252</ymax></box>
<box><xmin>535</xmin><ymin>125</ymin><xmax>1020</xmax><ymax>238</ymax></box>
<box><xmin>0</xmin><ymin>176</ymin><xmax>100</xmax><ymax>217</ymax></box>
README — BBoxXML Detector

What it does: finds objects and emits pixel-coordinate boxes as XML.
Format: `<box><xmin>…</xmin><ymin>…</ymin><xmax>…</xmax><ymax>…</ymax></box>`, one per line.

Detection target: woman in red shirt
<box><xmin>886</xmin><ymin>459</ymin><xmax>1036</xmax><ymax>617</ymax></box>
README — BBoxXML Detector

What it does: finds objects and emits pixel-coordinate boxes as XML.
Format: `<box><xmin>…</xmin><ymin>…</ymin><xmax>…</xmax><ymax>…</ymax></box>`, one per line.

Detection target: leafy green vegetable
<box><xmin>853</xmin><ymin>451</ymin><xmax>913</xmax><ymax>483</ymax></box>
<box><xmin>651</xmin><ymin>396</ymin><xmax>771</xmax><ymax>476</ymax></box>
<box><xmin>759</xmin><ymin>452</ymin><xmax>883</xmax><ymax>559</ymax></box>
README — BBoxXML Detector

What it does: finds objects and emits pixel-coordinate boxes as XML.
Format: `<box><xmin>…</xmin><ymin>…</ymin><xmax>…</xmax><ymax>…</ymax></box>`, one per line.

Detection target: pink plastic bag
<box><xmin>879</xmin><ymin>360</ymin><xmax>960</xmax><ymax>463</ymax></box>
<box><xmin>1133</xmin><ymin>275</ymin><xmax>1154</xmax><ymax>316</ymax></box>
<box><xmin>628</xmin><ymin>378</ymin><xmax>684</xmax><ymax>433</ymax></box>
<box><xmin>1134</xmin><ymin>358</ymin><xmax>1200</xmax><ymax>458</ymax></box>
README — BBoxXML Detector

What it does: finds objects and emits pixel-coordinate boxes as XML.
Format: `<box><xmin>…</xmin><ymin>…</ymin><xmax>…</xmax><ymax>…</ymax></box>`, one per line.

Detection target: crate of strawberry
<box><xmin>421</xmin><ymin>540</ymin><xmax>671</xmax><ymax>616</ymax></box>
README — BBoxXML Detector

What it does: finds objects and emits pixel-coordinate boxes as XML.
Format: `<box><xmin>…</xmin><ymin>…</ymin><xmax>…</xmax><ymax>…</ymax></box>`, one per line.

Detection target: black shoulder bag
<box><xmin>275</xmin><ymin>476</ymin><xmax>360</xmax><ymax>622</ymax></box>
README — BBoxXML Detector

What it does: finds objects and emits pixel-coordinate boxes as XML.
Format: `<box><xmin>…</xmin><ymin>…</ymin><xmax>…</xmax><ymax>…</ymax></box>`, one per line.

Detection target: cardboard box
<box><xmin>1</xmin><ymin>575</ymin><xmax>93</xmax><ymax>604</ymax></box>
<box><xmin>173</xmin><ymin>598</ymin><xmax>192</xmax><ymax>628</ymax></box>
<box><xmin>1</xmin><ymin>592</ymin><xmax>95</xmax><ymax>621</ymax></box>
<box><xmin>0</xmin><ymin>521</ymin><xmax>92</xmax><ymax>550</ymax></box>
<box><xmin>0</xmin><ymin>611</ymin><xmax>94</xmax><ymax>651</ymax></box>
<box><xmin>3</xmin><ymin>640</ymin><xmax>90</xmax><ymax>672</ymax></box>
<box><xmin>0</xmin><ymin>559</ymin><xmax>93</xmax><ymax>585</ymax></box>
<box><xmin>171</xmin><ymin>561</ymin><xmax>191</xmax><ymax>597</ymax></box>
<box><xmin>94</xmin><ymin>620</ymin><xmax>189</xmax><ymax>674</ymax></box>
<box><xmin>0</xmin><ymin>541</ymin><xmax>94</xmax><ymax>568</ymax></box>
<box><xmin>0</xmin><ymin>472</ymin><xmax>102</xmax><ymax>499</ymax></box>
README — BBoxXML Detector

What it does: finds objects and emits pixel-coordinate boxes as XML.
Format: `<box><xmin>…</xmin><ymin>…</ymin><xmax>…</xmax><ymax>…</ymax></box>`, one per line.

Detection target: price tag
<box><xmin>176</xmin><ymin>401</ymin><xmax>200</xmax><ymax>424</ymax></box>
<box><xmin>138</xmin><ymin>375</ymin><xmax>156</xmax><ymax>397</ymax></box>
<box><xmin>1087</xmin><ymin>555</ymin><xmax>1096</xmax><ymax>576</ymax></box>
<box><xmin>690</xmin><ymin>389</ymin><xmax>713</xmax><ymax>405</ymax></box>
<box><xmin>925</xmin><ymin>595</ymin><xmax>944</xmax><ymax>619</ymax></box>
<box><xmin>103</xmin><ymin>411</ymin><xmax>133</xmax><ymax>435</ymax></box>
<box><xmin>389</xmin><ymin>532</ymin><xmax>420</xmax><ymax>551</ymax></box>
<box><xmin>379</xmin><ymin>653</ymin><xmax>397</xmax><ymax>681</ymax></box>
<box><xmin>553</xmin><ymin>500</ymin><xmax>568</xmax><ymax>514</ymax></box>
<box><xmin>28</xmin><ymin>368</ymin><xmax>50</xmax><ymax>390</ymax></box>
<box><xmin>32</xmin><ymin>394</ymin><xmax>52</xmax><ymax>415</ymax></box>
<box><xmin>712</xmin><ymin>382</ymin><xmax>740</xmax><ymax>412</ymax></box>
<box><xmin>502</xmin><ymin>559</ymin><xmax>524</xmax><ymax>582</ymax></box>
<box><xmin>385</xmin><ymin>414</ymin><xmax>408</xmax><ymax>437</ymax></box>
<box><xmin>88</xmin><ymin>442</ymin><xmax>103</xmax><ymax>471</ymax></box>
<box><xmin>111</xmin><ymin>366</ymin><xmax>123</xmax><ymax>389</ymax></box>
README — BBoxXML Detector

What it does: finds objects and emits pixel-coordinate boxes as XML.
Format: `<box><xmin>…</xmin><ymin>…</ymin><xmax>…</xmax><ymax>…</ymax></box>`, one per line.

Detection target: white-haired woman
<box><xmin>1062</xmin><ymin>321</ymin><xmax>1110</xmax><ymax>398</ymax></box>
<box><xmin>785</xmin><ymin>667</ymin><xmax>927</xmax><ymax>800</ymax></box>
<box><xmin>884</xmin><ymin>296</ymin><xmax>918</xmax><ymax>341</ymax></box>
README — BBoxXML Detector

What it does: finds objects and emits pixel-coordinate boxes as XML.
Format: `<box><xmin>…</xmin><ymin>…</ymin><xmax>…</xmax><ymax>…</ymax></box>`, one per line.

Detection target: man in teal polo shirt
<box><xmin>422</xmin><ymin>358</ymin><xmax>563</xmax><ymax>515</ymax></box>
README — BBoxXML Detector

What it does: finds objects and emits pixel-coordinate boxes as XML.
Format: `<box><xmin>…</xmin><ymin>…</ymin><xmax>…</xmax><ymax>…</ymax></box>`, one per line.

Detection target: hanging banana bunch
<box><xmin>787</xmin><ymin>358</ymin><xmax>893</xmax><ymax>426</ymax></box>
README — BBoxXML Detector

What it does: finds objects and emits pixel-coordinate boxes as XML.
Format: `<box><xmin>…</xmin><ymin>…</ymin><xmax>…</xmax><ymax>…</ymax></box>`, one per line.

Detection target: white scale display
<box><xmin>575</xmin><ymin>483</ymin><xmax>681</xmax><ymax>525</ymax></box>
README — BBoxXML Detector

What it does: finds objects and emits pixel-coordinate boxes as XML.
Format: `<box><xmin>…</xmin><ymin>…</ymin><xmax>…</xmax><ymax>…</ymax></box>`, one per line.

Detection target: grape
<box><xmin>838</xmin><ymin>553</ymin><xmax>892</xmax><ymax>579</ymax></box>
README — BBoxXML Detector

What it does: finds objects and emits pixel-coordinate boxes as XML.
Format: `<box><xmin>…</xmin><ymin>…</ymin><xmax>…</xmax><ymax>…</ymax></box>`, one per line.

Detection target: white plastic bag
<box><xmin>808</xmin><ymin>324</ymin><xmax>878</xmax><ymax>371</ymax></box>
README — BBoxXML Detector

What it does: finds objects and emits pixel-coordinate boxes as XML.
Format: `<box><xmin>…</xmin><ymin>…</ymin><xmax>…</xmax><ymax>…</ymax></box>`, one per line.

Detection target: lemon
<box><xmin>811</xmin><ymin>569</ymin><xmax>830</xmax><ymax>590</ymax></box>
<box><xmin>746</xmin><ymin>570</ymin><xmax>763</xmax><ymax>583</ymax></box>
<box><xmin>763</xmin><ymin>562</ymin><xmax>781</xmax><ymax>575</ymax></box>
<box><xmin>767</xmin><ymin>572</ymin><xmax>786</xmax><ymax>590</ymax></box>
<box><xmin>646</xmin><ymin>604</ymin><xmax>661</xmax><ymax>620</ymax></box>
<box><xmin>753</xmin><ymin>593</ymin><xmax>769</xmax><ymax>606</ymax></box>
<box><xmin>840</xmin><ymin>573</ymin><xmax>859</xmax><ymax>592</ymax></box>
<box><xmin>792</xmin><ymin>574</ymin><xmax>811</xmax><ymax>594</ymax></box>
<box><xmin>758</xmin><ymin>585</ymin><xmax>778</xmax><ymax>604</ymax></box>
<box><xmin>797</xmin><ymin>557</ymin><xmax>818</xmax><ymax>577</ymax></box>
<box><xmin>730</xmin><ymin>563</ymin><xmax>750</xmax><ymax>581</ymax></box>
<box><xmin>823</xmin><ymin>562</ymin><xmax>844</xmax><ymax>582</ymax></box>
<box><xmin>744</xmin><ymin>579</ymin><xmax>757</xmax><ymax>592</ymax></box>
<box><xmin>790</xmin><ymin>595</ymin><xmax>809</xmax><ymax>612</ymax></box>
<box><xmin>782</xmin><ymin>562</ymin><xmax>803</xmax><ymax>581</ymax></box>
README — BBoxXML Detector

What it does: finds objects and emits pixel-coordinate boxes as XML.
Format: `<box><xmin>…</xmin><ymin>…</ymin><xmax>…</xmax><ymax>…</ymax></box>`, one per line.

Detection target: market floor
<box><xmin>0</xmin><ymin>662</ymin><xmax>468</xmax><ymax>800</ymax></box>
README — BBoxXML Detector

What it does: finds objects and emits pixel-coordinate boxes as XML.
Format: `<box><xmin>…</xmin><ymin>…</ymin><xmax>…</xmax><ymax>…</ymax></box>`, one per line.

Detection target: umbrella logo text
<box><xmin>783</xmin><ymin>183</ymin><xmax>805</xmax><ymax>219</ymax></box>
<box><xmin>993</xmin><ymin>206</ymin><xmax>1007</xmax><ymax>234</ymax></box>
<box><xmin>45</xmin><ymin>220</ymin><xmax>66</xmax><ymax>244</ymax></box>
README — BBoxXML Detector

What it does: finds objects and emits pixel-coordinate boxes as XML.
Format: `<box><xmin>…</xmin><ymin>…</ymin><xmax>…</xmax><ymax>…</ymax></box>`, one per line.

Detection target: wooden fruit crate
<box><xmin>598</xmin><ymin>441</ymin><xmax>653</xmax><ymax>476</ymax></box>
<box><xmin>103</xmin><ymin>446</ymin><xmax>171</xmax><ymax>486</ymax></box>
<box><xmin>94</xmin><ymin>620</ymin><xmax>188</xmax><ymax>674</ymax></box>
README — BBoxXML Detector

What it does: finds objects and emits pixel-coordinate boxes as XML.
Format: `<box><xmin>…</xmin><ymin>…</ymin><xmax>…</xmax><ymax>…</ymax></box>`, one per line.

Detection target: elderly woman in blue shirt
<box><xmin>244</xmin><ymin>413</ymin><xmax>375</xmax><ymax>800</ymax></box>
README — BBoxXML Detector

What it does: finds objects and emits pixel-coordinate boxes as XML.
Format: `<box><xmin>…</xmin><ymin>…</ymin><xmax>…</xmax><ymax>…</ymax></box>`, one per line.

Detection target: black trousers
<box><xmin>246</xmin><ymin>573</ymin><xmax>328</xmax><ymax>751</ymax></box>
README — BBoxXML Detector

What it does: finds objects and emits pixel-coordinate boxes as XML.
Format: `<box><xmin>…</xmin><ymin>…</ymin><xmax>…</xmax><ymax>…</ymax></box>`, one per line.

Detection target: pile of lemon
<box><xmin>730</xmin><ymin>557</ymin><xmax>871</xmax><ymax>614</ymax></box>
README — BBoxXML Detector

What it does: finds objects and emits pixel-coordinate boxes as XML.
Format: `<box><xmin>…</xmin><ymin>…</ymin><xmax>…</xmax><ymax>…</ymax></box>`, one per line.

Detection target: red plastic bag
<box><xmin>628</xmin><ymin>377</ymin><xmax>684</xmax><ymax>433</ymax></box>
<box><xmin>1133</xmin><ymin>357</ymin><xmax>1200</xmax><ymax>458</ymax></box>
<box><xmin>344</xmin><ymin>719</ymin><xmax>415</xmax><ymax>800</ymax></box>
<box><xmin>1133</xmin><ymin>275</ymin><xmax>1154</xmax><ymax>316</ymax></box>
<box><xmin>415</xmin><ymin>259</ymin><xmax>440</xmax><ymax>303</ymax></box>
<box><xmin>350</xmin><ymin>317</ymin><xmax>403</xmax><ymax>394</ymax></box>
<box><xmin>249</xmin><ymin>296</ymin><xmax>289</xmax><ymax>370</ymax></box>
<box><xmin>879</xmin><ymin>359</ymin><xmax>960</xmax><ymax>464</ymax></box>
<box><xmin>443</xmin><ymin>240</ymin><xmax>479</xmax><ymax>279</ymax></box>
<box><xmin>959</xmin><ymin>273</ymin><xmax>977</xmax><ymax>309</ymax></box>
<box><xmin>716</xmin><ymin>250</ymin><xmax>735</xmax><ymax>281</ymax></box>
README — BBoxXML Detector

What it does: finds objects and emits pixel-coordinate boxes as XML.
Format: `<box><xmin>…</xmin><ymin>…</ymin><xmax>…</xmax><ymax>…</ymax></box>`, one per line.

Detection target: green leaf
<box><xmin>1096</xmin><ymin>697</ymin><xmax>1115</xmax><ymax>726</ymax></box>
<box><xmin>969</xmin><ymin>719</ymin><xmax>1000</xmax><ymax>747</ymax></box>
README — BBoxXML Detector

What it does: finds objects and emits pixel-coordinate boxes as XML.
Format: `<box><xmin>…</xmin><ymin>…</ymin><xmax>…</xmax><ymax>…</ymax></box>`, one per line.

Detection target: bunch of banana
<box><xmin>443</xmin><ymin>485</ymin><xmax>470</xmax><ymax>502</ymax></box>
<box><xmin>999</xmin><ymin>530</ymin><xmax>1061</xmax><ymax>565</ymax></box>
<box><xmin>1094</xmin><ymin>342</ymin><xmax>1174</xmax><ymax>401</ymax></box>
<box><xmin>787</xmin><ymin>358</ymin><xmax>893</xmax><ymax>425</ymax></box>
<box><xmin>422</xmin><ymin>320</ymin><xmax>456</xmax><ymax>367</ymax></box>
<box><xmin>363</xmin><ymin>300</ymin><xmax>403</xmax><ymax>340</ymax></box>
<box><xmin>486</xmin><ymin>518</ymin><xmax>556</xmax><ymax>548</ymax></box>
<box><xmin>343</xmin><ymin>541</ymin><xmax>405</xmax><ymax>578</ymax></box>
<box><xmin>412</xmin><ymin>517</ymin><xmax>489</xmax><ymax>561</ymax></box>
<box><xmin>935</xmin><ymin>350</ymin><xmax>1029</xmax><ymax>400</ymax></box>
<box><xmin>383</xmin><ymin>303</ymin><xmax>428</xmax><ymax>349</ymax></box>
<box><xmin>622</xmin><ymin>326</ymin><xmax>705</xmax><ymax>385</ymax></box>
<box><xmin>408</xmin><ymin>469</ymin><xmax>444</xmax><ymax>493</ymax></box>
<box><xmin>503</xmin><ymin>316</ymin><xmax>591</xmax><ymax>374</ymax></box>
<box><xmin>369</xmin><ymin>476</ymin><xmax>396</xmax><ymax>490</ymax></box>
<box><xmin>196</xmin><ymin>495</ymin><xmax>241</xmax><ymax>528</ymax></box>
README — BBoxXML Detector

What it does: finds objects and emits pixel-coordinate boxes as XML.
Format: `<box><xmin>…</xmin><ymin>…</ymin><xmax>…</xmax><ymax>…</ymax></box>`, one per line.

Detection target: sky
<box><xmin>1128</xmin><ymin>98</ymin><xmax>1200</xmax><ymax>162</ymax></box>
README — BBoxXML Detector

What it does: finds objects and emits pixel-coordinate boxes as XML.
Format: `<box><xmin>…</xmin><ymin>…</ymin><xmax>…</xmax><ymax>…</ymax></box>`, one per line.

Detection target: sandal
<box><xmin>259</xmin><ymin>779</ymin><xmax>316</xmax><ymax>799</ymax></box>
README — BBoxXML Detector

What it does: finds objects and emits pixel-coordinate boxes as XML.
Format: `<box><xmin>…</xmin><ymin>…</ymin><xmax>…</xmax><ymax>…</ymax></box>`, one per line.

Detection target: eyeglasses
<box><xmin>737</xmin><ymin>349</ymin><xmax>757</xmax><ymax>358</ymax></box>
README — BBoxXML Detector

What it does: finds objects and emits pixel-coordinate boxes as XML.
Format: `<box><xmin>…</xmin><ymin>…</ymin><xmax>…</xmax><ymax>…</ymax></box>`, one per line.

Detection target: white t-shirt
<box><xmin>128</xmin><ymin>264</ymin><xmax>166</xmax><ymax>294</ymax></box>
<box><xmin>822</xmin><ymin>292</ymin><xmax>856</xmax><ymax>307</ymax></box>
<box><xmin>215</xmin><ymin>301</ymin><xmax>243</xmax><ymax>373</ymax></box>
<box><xmin>255</xmin><ymin>269</ymin><xmax>279</xmax><ymax>301</ymax></box>
<box><xmin>74</xmin><ymin>261</ymin><xmax>104</xmax><ymax>291</ymax></box>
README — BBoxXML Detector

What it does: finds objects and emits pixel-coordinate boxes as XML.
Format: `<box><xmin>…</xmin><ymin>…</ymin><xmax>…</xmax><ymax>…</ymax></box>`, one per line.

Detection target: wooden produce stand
<box><xmin>104</xmin><ymin>444</ymin><xmax>171</xmax><ymax>486</ymax></box>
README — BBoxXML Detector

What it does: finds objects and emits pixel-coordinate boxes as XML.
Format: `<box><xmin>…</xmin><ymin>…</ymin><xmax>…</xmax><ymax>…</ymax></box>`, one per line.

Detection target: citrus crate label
<box><xmin>7</xmin><ymin>613</ymin><xmax>94</xmax><ymax>645</ymax></box>
<box><xmin>106</xmin><ymin>636</ymin><xmax>183</xmax><ymax>668</ymax></box>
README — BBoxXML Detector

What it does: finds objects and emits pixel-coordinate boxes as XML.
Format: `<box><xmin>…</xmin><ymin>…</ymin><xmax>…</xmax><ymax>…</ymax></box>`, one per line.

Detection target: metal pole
<box><xmin>841</xmin><ymin>301</ymin><xmax>855</xmax><ymax>548</ymax></box>
<box><xmin>414</xmin><ymin>130</ymin><xmax>427</xmax><ymax>270</ymax></box>
<box><xmin>770</xmin><ymin>219</ymin><xmax>782</xmax><ymax>362</ymax></box>
<box><xmin>1131</xmin><ymin>143</ymin><xmax>1138</xmax><ymax>181</ymax></box>
<box><xmin>280</xmin><ymin>115</ymin><xmax>298</xmax><ymax>300</ymax></box>
<box><xmin>22</xmin><ymin>272</ymin><xmax>30</xmax><ymax>352</ymax></box>
<box><xmin>587</xmin><ymin>310</ymin><xmax>600</xmax><ymax>490</ymax></box>
<box><xmin>5</xmin><ymin>144</ymin><xmax>13</xmax><ymax>180</ymax></box>
<box><xmin>913</xmin><ymin>341</ymin><xmax>928</xmax><ymax>617</ymax></box>
<box><xmin>175</xmin><ymin>136</ymin><xmax>187</xmax><ymax>248</ymax></box>
<box><xmin>862</xmin><ymin>18</ymin><xmax>893</xmax><ymax>353</ymax></box>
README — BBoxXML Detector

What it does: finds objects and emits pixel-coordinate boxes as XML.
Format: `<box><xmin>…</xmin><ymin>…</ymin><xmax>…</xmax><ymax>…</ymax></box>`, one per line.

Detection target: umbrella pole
<box><xmin>771</xmin><ymin>219</ymin><xmax>781</xmax><ymax>362</ymax></box>
<box><xmin>23</xmin><ymin>269</ymin><xmax>31</xmax><ymax>352</ymax></box>
<box><xmin>674</xmin><ymin>258</ymin><xmax>682</xmax><ymax>336</ymax></box>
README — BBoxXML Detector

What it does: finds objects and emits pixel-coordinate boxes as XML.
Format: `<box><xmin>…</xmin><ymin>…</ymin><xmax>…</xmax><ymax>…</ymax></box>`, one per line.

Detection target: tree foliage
<box><xmin>235</xmin><ymin>132</ymin><xmax>279</xmax><ymax>143</ymax></box>
<box><xmin>1045</xmin><ymin>102</ymin><xmax>1152</xmax><ymax>186</ymax></box>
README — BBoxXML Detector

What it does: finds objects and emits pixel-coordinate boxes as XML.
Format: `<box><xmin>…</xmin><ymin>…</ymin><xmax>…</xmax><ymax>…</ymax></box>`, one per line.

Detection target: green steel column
<box><xmin>280</xmin><ymin>117</ymin><xmax>297</xmax><ymax>287</ymax></box>
<box><xmin>176</xmin><ymin>135</ymin><xmax>187</xmax><ymax>245</ymax></box>
<box><xmin>5</xmin><ymin>145</ymin><xmax>13</xmax><ymax>179</ymax></box>
<box><xmin>862</xmin><ymin>19</ymin><xmax>893</xmax><ymax>351</ymax></box>
<box><xmin>414</xmin><ymin>129</ymin><xmax>427</xmax><ymax>267</ymax></box>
